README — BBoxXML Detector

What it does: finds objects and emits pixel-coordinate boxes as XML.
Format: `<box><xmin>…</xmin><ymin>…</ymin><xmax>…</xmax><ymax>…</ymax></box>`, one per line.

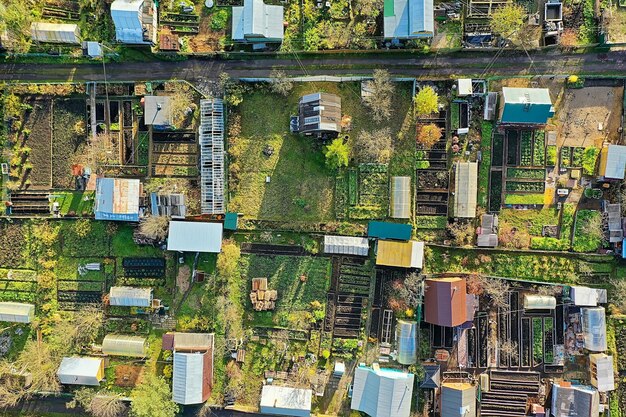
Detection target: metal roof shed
<box><xmin>232</xmin><ymin>0</ymin><xmax>284</xmax><ymax>42</ymax></box>
<box><xmin>599</xmin><ymin>144</ymin><xmax>626</xmax><ymax>180</ymax></box>
<box><xmin>102</xmin><ymin>334</ymin><xmax>148</xmax><ymax>357</ymax></box>
<box><xmin>454</xmin><ymin>162</ymin><xmax>478</xmax><ymax>218</ymax></box>
<box><xmin>31</xmin><ymin>22</ymin><xmax>81</xmax><ymax>44</ymax></box>
<box><xmin>383</xmin><ymin>0</ymin><xmax>434</xmax><ymax>39</ymax></box>
<box><xmin>500</xmin><ymin>87</ymin><xmax>554</xmax><ymax>125</ymax></box>
<box><xmin>0</xmin><ymin>302</ymin><xmax>35</xmax><ymax>323</ymax></box>
<box><xmin>260</xmin><ymin>385</ymin><xmax>312</xmax><ymax>417</ymax></box>
<box><xmin>551</xmin><ymin>383</ymin><xmax>599</xmax><ymax>417</ymax></box>
<box><xmin>324</xmin><ymin>235</ymin><xmax>369</xmax><ymax>256</ymax></box>
<box><xmin>441</xmin><ymin>382</ymin><xmax>476</xmax><ymax>417</ymax></box>
<box><xmin>167</xmin><ymin>221</ymin><xmax>223</xmax><ymax>253</ymax></box>
<box><xmin>367</xmin><ymin>221</ymin><xmax>412</xmax><ymax>240</ymax></box>
<box><xmin>397</xmin><ymin>320</ymin><xmax>417</xmax><ymax>365</ymax></box>
<box><xmin>172</xmin><ymin>351</ymin><xmax>212</xmax><ymax>405</ymax></box>
<box><xmin>390</xmin><ymin>176</ymin><xmax>411</xmax><ymax>219</ymax></box>
<box><xmin>590</xmin><ymin>353</ymin><xmax>615</xmax><ymax>392</ymax></box>
<box><xmin>172</xmin><ymin>332</ymin><xmax>214</xmax><ymax>352</ymax></box>
<box><xmin>144</xmin><ymin>96</ymin><xmax>172</xmax><ymax>126</ymax></box>
<box><xmin>57</xmin><ymin>357</ymin><xmax>104</xmax><ymax>386</ymax></box>
<box><xmin>109</xmin><ymin>286</ymin><xmax>152</xmax><ymax>307</ymax></box>
<box><xmin>457</xmin><ymin>79</ymin><xmax>473</xmax><ymax>97</ymax></box>
<box><xmin>571</xmin><ymin>286</ymin><xmax>601</xmax><ymax>306</ymax></box>
<box><xmin>581</xmin><ymin>307</ymin><xmax>607</xmax><ymax>352</ymax></box>
<box><xmin>376</xmin><ymin>240</ymin><xmax>424</xmax><ymax>269</ymax></box>
<box><xmin>424</xmin><ymin>277</ymin><xmax>467</xmax><ymax>327</ymax></box>
<box><xmin>94</xmin><ymin>178</ymin><xmax>140</xmax><ymax>222</ymax></box>
<box><xmin>350</xmin><ymin>365</ymin><xmax>414</xmax><ymax>417</ymax></box>
<box><xmin>523</xmin><ymin>295</ymin><xmax>556</xmax><ymax>310</ymax></box>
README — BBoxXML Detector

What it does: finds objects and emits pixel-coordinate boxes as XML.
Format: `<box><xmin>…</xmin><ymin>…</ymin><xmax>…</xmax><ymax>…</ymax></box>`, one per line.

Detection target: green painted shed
<box><xmin>224</xmin><ymin>212</ymin><xmax>238</xmax><ymax>231</ymax></box>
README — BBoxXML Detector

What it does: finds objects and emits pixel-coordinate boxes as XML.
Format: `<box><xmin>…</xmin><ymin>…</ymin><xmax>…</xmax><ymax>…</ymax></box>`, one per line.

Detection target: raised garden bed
<box><xmin>533</xmin><ymin>131</ymin><xmax>546</xmax><ymax>166</ymax></box>
<box><xmin>492</xmin><ymin>133</ymin><xmax>504</xmax><ymax>167</ymax></box>
<box><xmin>506</xmin><ymin>130</ymin><xmax>519</xmax><ymax>166</ymax></box>
<box><xmin>504</xmin><ymin>193</ymin><xmax>545</xmax><ymax>205</ymax></box>
<box><xmin>506</xmin><ymin>168</ymin><xmax>545</xmax><ymax>180</ymax></box>
<box><xmin>52</xmin><ymin>99</ymin><xmax>87</xmax><ymax>188</ymax></box>
<box><xmin>546</xmin><ymin>145</ymin><xmax>557</xmax><ymax>166</ymax></box>
<box><xmin>520</xmin><ymin>131</ymin><xmax>533</xmax><ymax>166</ymax></box>
<box><xmin>506</xmin><ymin>181</ymin><xmax>545</xmax><ymax>193</ymax></box>
<box><xmin>489</xmin><ymin>170</ymin><xmax>503</xmax><ymax>212</ymax></box>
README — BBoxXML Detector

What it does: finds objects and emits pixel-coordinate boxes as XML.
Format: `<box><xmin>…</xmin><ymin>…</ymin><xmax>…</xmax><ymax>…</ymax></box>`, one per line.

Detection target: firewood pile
<box><xmin>250</xmin><ymin>278</ymin><xmax>277</xmax><ymax>311</ymax></box>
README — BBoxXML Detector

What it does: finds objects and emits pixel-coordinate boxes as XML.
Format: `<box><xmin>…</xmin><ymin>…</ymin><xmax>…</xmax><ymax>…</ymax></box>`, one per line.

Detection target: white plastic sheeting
<box><xmin>109</xmin><ymin>286</ymin><xmax>152</xmax><ymax>307</ymax></box>
<box><xmin>571</xmin><ymin>286</ymin><xmax>602</xmax><ymax>306</ymax></box>
<box><xmin>31</xmin><ymin>22</ymin><xmax>81</xmax><ymax>44</ymax></box>
<box><xmin>167</xmin><ymin>221</ymin><xmax>223</xmax><ymax>253</ymax></box>
<box><xmin>102</xmin><ymin>334</ymin><xmax>147</xmax><ymax>357</ymax></box>
<box><xmin>581</xmin><ymin>307</ymin><xmax>608</xmax><ymax>352</ymax></box>
<box><xmin>323</xmin><ymin>235</ymin><xmax>369</xmax><ymax>256</ymax></box>
<box><xmin>0</xmin><ymin>302</ymin><xmax>34</xmax><ymax>323</ymax></box>
<box><xmin>523</xmin><ymin>295</ymin><xmax>556</xmax><ymax>310</ymax></box>
<box><xmin>396</xmin><ymin>320</ymin><xmax>417</xmax><ymax>365</ymax></box>
<box><xmin>590</xmin><ymin>353</ymin><xmax>615</xmax><ymax>392</ymax></box>
<box><xmin>111</xmin><ymin>0</ymin><xmax>145</xmax><ymax>43</ymax></box>
<box><xmin>390</xmin><ymin>176</ymin><xmax>411</xmax><ymax>219</ymax></box>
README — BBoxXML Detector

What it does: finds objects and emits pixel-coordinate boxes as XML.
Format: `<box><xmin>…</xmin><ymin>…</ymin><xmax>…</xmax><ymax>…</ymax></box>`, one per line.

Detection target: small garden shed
<box><xmin>57</xmin><ymin>357</ymin><xmax>104</xmax><ymax>386</ymax></box>
<box><xmin>376</xmin><ymin>240</ymin><xmax>424</xmax><ymax>269</ymax></box>
<box><xmin>599</xmin><ymin>144</ymin><xmax>626</xmax><ymax>180</ymax></box>
<box><xmin>390</xmin><ymin>176</ymin><xmax>411</xmax><ymax>219</ymax></box>
<box><xmin>0</xmin><ymin>302</ymin><xmax>35</xmax><ymax>323</ymax></box>
<box><xmin>324</xmin><ymin>235</ymin><xmax>369</xmax><ymax>256</ymax></box>
<box><xmin>500</xmin><ymin>87</ymin><xmax>554</xmax><ymax>125</ymax></box>
<box><xmin>590</xmin><ymin>353</ymin><xmax>615</xmax><ymax>392</ymax></box>
<box><xmin>367</xmin><ymin>221</ymin><xmax>412</xmax><ymax>240</ymax></box>
<box><xmin>102</xmin><ymin>334</ymin><xmax>148</xmax><ymax>357</ymax></box>
<box><xmin>396</xmin><ymin>320</ymin><xmax>417</xmax><ymax>365</ymax></box>
<box><xmin>109</xmin><ymin>286</ymin><xmax>153</xmax><ymax>307</ymax></box>
<box><xmin>167</xmin><ymin>221</ymin><xmax>223</xmax><ymax>253</ymax></box>
<box><xmin>441</xmin><ymin>382</ymin><xmax>476</xmax><ymax>417</ymax></box>
<box><xmin>351</xmin><ymin>365</ymin><xmax>414</xmax><ymax>417</ymax></box>
<box><xmin>95</xmin><ymin>178</ymin><xmax>141</xmax><ymax>222</ymax></box>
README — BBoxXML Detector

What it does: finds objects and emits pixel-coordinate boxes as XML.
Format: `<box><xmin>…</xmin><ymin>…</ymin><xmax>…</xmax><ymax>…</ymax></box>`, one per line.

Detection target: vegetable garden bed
<box><xmin>52</xmin><ymin>99</ymin><xmax>88</xmax><ymax>188</ymax></box>
<box><xmin>489</xmin><ymin>170</ymin><xmax>503</xmax><ymax>212</ymax></box>
<box><xmin>505</xmin><ymin>181</ymin><xmax>545</xmax><ymax>193</ymax></box>
<box><xmin>504</xmin><ymin>193</ymin><xmax>545</xmax><ymax>205</ymax></box>
<box><xmin>492</xmin><ymin>133</ymin><xmax>504</xmax><ymax>167</ymax></box>
<box><xmin>506</xmin><ymin>168</ymin><xmax>545</xmax><ymax>180</ymax></box>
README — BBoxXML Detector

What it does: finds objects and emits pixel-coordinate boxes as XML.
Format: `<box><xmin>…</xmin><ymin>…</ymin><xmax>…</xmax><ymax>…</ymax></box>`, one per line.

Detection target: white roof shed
<box><xmin>173</xmin><ymin>352</ymin><xmax>205</xmax><ymax>405</ymax></box>
<box><xmin>144</xmin><ymin>96</ymin><xmax>172</xmax><ymax>126</ymax></box>
<box><xmin>167</xmin><ymin>221</ymin><xmax>223</xmax><ymax>253</ymax></box>
<box><xmin>457</xmin><ymin>79</ymin><xmax>473</xmax><ymax>96</ymax></box>
<box><xmin>351</xmin><ymin>365</ymin><xmax>414</xmax><ymax>417</ymax></box>
<box><xmin>109</xmin><ymin>286</ymin><xmax>152</xmax><ymax>307</ymax></box>
<box><xmin>390</xmin><ymin>176</ymin><xmax>411</xmax><ymax>219</ymax></box>
<box><xmin>57</xmin><ymin>357</ymin><xmax>104</xmax><ymax>386</ymax></box>
<box><xmin>590</xmin><ymin>353</ymin><xmax>615</xmax><ymax>392</ymax></box>
<box><xmin>260</xmin><ymin>385</ymin><xmax>312</xmax><ymax>417</ymax></box>
<box><xmin>571</xmin><ymin>286</ymin><xmax>602</xmax><ymax>306</ymax></box>
<box><xmin>0</xmin><ymin>302</ymin><xmax>35</xmax><ymax>323</ymax></box>
<box><xmin>232</xmin><ymin>0</ymin><xmax>284</xmax><ymax>42</ymax></box>
<box><xmin>31</xmin><ymin>22</ymin><xmax>81</xmax><ymax>44</ymax></box>
<box><xmin>324</xmin><ymin>235</ymin><xmax>369</xmax><ymax>256</ymax></box>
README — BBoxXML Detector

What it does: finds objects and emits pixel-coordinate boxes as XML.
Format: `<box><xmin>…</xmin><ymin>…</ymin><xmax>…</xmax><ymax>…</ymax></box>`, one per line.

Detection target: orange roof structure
<box><xmin>424</xmin><ymin>278</ymin><xmax>467</xmax><ymax>327</ymax></box>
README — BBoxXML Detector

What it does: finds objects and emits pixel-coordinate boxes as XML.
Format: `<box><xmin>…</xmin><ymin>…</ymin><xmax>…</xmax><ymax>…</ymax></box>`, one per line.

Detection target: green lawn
<box><xmin>498</xmin><ymin>208</ymin><xmax>560</xmax><ymax>236</ymax></box>
<box><xmin>54</xmin><ymin>191</ymin><xmax>95</xmax><ymax>216</ymax></box>
<box><xmin>240</xmin><ymin>254</ymin><xmax>331</xmax><ymax>326</ymax></box>
<box><xmin>228</xmin><ymin>82</ymin><xmax>414</xmax><ymax>222</ymax></box>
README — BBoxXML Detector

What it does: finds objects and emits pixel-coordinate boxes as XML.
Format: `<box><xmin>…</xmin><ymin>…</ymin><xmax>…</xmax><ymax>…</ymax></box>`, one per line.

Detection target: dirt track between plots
<box><xmin>557</xmin><ymin>86</ymin><xmax>624</xmax><ymax>147</ymax></box>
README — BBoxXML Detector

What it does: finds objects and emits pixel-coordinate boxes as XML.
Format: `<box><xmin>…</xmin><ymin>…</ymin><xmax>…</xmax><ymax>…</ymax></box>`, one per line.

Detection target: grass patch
<box><xmin>111</xmin><ymin>225</ymin><xmax>161</xmax><ymax>258</ymax></box>
<box><xmin>415</xmin><ymin>215</ymin><xmax>448</xmax><ymax>229</ymax></box>
<box><xmin>478</xmin><ymin>122</ymin><xmax>493</xmax><ymax>208</ymax></box>
<box><xmin>504</xmin><ymin>193</ymin><xmax>546</xmax><ymax>205</ymax></box>
<box><xmin>498</xmin><ymin>208</ymin><xmax>559</xmax><ymax>236</ymax></box>
<box><xmin>572</xmin><ymin>210</ymin><xmax>604</xmax><ymax>253</ymax></box>
<box><xmin>54</xmin><ymin>191</ymin><xmax>95</xmax><ymax>216</ymax></box>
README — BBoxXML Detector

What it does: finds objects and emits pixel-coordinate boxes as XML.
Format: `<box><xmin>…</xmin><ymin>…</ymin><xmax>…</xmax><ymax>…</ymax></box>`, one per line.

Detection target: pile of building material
<box><xmin>250</xmin><ymin>278</ymin><xmax>277</xmax><ymax>311</ymax></box>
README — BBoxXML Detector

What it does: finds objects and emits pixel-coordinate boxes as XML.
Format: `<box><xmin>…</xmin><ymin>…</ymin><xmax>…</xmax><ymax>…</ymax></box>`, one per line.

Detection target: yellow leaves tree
<box><xmin>414</xmin><ymin>87</ymin><xmax>439</xmax><ymax>116</ymax></box>
<box><xmin>417</xmin><ymin>124</ymin><xmax>443</xmax><ymax>149</ymax></box>
<box><xmin>490</xmin><ymin>4</ymin><xmax>526</xmax><ymax>43</ymax></box>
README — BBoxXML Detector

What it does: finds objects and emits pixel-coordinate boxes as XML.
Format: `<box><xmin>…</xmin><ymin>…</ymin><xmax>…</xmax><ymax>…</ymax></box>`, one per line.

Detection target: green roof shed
<box><xmin>224</xmin><ymin>212</ymin><xmax>238</xmax><ymax>231</ymax></box>
<box><xmin>367</xmin><ymin>221</ymin><xmax>412</xmax><ymax>240</ymax></box>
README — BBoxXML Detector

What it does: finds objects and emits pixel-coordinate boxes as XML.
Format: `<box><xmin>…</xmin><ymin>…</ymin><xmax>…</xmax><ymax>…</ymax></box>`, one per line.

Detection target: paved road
<box><xmin>0</xmin><ymin>50</ymin><xmax>625</xmax><ymax>82</ymax></box>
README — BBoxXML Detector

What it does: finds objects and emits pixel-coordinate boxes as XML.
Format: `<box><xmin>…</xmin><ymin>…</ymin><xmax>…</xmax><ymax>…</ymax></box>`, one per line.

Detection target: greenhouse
<box><xmin>454</xmin><ymin>162</ymin><xmax>478</xmax><ymax>218</ymax></box>
<box><xmin>522</xmin><ymin>295</ymin><xmax>556</xmax><ymax>310</ymax></box>
<box><xmin>323</xmin><ymin>235</ymin><xmax>369</xmax><ymax>256</ymax></box>
<box><xmin>581</xmin><ymin>307</ymin><xmax>607</xmax><ymax>352</ymax></box>
<box><xmin>109</xmin><ymin>286</ymin><xmax>153</xmax><ymax>307</ymax></box>
<box><xmin>0</xmin><ymin>302</ymin><xmax>35</xmax><ymax>323</ymax></box>
<box><xmin>102</xmin><ymin>334</ymin><xmax>148</xmax><ymax>358</ymax></box>
<box><xmin>390</xmin><ymin>176</ymin><xmax>411</xmax><ymax>219</ymax></box>
<box><xmin>397</xmin><ymin>320</ymin><xmax>417</xmax><ymax>365</ymax></box>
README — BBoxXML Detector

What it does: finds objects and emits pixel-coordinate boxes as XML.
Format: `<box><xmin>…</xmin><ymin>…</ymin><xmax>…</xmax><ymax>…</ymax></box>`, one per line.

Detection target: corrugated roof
<box><xmin>144</xmin><ymin>96</ymin><xmax>172</xmax><ymax>126</ymax></box>
<box><xmin>102</xmin><ymin>334</ymin><xmax>147</xmax><ymax>357</ymax></box>
<box><xmin>501</xmin><ymin>88</ymin><xmax>554</xmax><ymax>125</ymax></box>
<box><xmin>298</xmin><ymin>93</ymin><xmax>342</xmax><ymax>134</ymax></box>
<box><xmin>551</xmin><ymin>384</ymin><xmax>599</xmax><ymax>417</ymax></box>
<box><xmin>94</xmin><ymin>178</ymin><xmax>140</xmax><ymax>221</ymax></box>
<box><xmin>424</xmin><ymin>278</ymin><xmax>467</xmax><ymax>327</ymax></box>
<box><xmin>111</xmin><ymin>0</ymin><xmax>145</xmax><ymax>43</ymax></box>
<box><xmin>454</xmin><ymin>162</ymin><xmax>478</xmax><ymax>218</ymax></box>
<box><xmin>390</xmin><ymin>176</ymin><xmax>411</xmax><ymax>219</ymax></box>
<box><xmin>173</xmin><ymin>352</ymin><xmax>210</xmax><ymax>405</ymax></box>
<box><xmin>324</xmin><ymin>235</ymin><xmax>369</xmax><ymax>256</ymax></box>
<box><xmin>109</xmin><ymin>286</ymin><xmax>152</xmax><ymax>307</ymax></box>
<box><xmin>232</xmin><ymin>0</ymin><xmax>284</xmax><ymax>41</ymax></box>
<box><xmin>441</xmin><ymin>383</ymin><xmax>476</xmax><ymax>417</ymax></box>
<box><xmin>376</xmin><ymin>240</ymin><xmax>423</xmax><ymax>268</ymax></box>
<box><xmin>173</xmin><ymin>333</ymin><xmax>214</xmax><ymax>351</ymax></box>
<box><xmin>167</xmin><ymin>221</ymin><xmax>223</xmax><ymax>253</ymax></box>
<box><xmin>351</xmin><ymin>366</ymin><xmax>414</xmax><ymax>417</ymax></box>
<box><xmin>503</xmin><ymin>87</ymin><xmax>552</xmax><ymax>105</ymax></box>
<box><xmin>260</xmin><ymin>385</ymin><xmax>312</xmax><ymax>414</ymax></box>
<box><xmin>0</xmin><ymin>302</ymin><xmax>34</xmax><ymax>323</ymax></box>
<box><xmin>30</xmin><ymin>22</ymin><xmax>81</xmax><ymax>44</ymax></box>
<box><xmin>590</xmin><ymin>354</ymin><xmax>615</xmax><ymax>392</ymax></box>
<box><xmin>384</xmin><ymin>0</ymin><xmax>434</xmax><ymax>38</ymax></box>
<box><xmin>367</xmin><ymin>221</ymin><xmax>412</xmax><ymax>240</ymax></box>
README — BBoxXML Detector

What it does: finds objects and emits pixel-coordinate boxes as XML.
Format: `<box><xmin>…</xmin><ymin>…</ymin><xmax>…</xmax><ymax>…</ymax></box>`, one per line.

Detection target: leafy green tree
<box><xmin>217</xmin><ymin>243</ymin><xmax>241</xmax><ymax>282</ymax></box>
<box><xmin>130</xmin><ymin>374</ymin><xmax>178</xmax><ymax>417</ymax></box>
<box><xmin>0</xmin><ymin>0</ymin><xmax>35</xmax><ymax>53</ymax></box>
<box><xmin>414</xmin><ymin>87</ymin><xmax>439</xmax><ymax>116</ymax></box>
<box><xmin>324</xmin><ymin>139</ymin><xmax>349</xmax><ymax>170</ymax></box>
<box><xmin>490</xmin><ymin>4</ymin><xmax>526</xmax><ymax>42</ymax></box>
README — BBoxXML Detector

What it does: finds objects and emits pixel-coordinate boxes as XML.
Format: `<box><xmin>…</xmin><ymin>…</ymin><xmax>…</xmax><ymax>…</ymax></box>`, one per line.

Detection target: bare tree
<box><xmin>354</xmin><ymin>128</ymin><xmax>392</xmax><ymax>164</ymax></box>
<box><xmin>15</xmin><ymin>340</ymin><xmax>60</xmax><ymax>393</ymax></box>
<box><xmin>0</xmin><ymin>361</ymin><xmax>28</xmax><ymax>407</ymax></box>
<box><xmin>499</xmin><ymin>340</ymin><xmax>519</xmax><ymax>363</ymax></box>
<box><xmin>89</xmin><ymin>392</ymin><xmax>127</xmax><ymax>417</ymax></box>
<box><xmin>73</xmin><ymin>306</ymin><xmax>104</xmax><ymax>348</ymax></box>
<box><xmin>478</xmin><ymin>277</ymin><xmax>511</xmax><ymax>310</ymax></box>
<box><xmin>363</xmin><ymin>69</ymin><xmax>395</xmax><ymax>122</ymax></box>
<box><xmin>139</xmin><ymin>215</ymin><xmax>170</xmax><ymax>241</ymax></box>
<box><xmin>76</xmin><ymin>133</ymin><xmax>118</xmax><ymax>173</ymax></box>
<box><xmin>167</xmin><ymin>83</ymin><xmax>196</xmax><ymax>127</ymax></box>
<box><xmin>269</xmin><ymin>69</ymin><xmax>293</xmax><ymax>96</ymax></box>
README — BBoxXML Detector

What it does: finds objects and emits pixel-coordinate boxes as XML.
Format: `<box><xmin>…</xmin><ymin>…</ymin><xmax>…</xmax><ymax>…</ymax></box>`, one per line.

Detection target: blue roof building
<box><xmin>367</xmin><ymin>221</ymin><xmax>412</xmax><ymax>240</ymax></box>
<box><xmin>384</xmin><ymin>0</ymin><xmax>434</xmax><ymax>39</ymax></box>
<box><xmin>95</xmin><ymin>178</ymin><xmax>140</xmax><ymax>222</ymax></box>
<box><xmin>500</xmin><ymin>87</ymin><xmax>554</xmax><ymax>125</ymax></box>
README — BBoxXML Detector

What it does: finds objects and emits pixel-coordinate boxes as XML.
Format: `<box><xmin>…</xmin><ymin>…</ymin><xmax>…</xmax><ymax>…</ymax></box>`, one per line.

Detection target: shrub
<box><xmin>324</xmin><ymin>139</ymin><xmax>349</xmax><ymax>170</ymax></box>
<box><xmin>211</xmin><ymin>9</ymin><xmax>229</xmax><ymax>31</ymax></box>
<box><xmin>530</xmin><ymin>237</ymin><xmax>570</xmax><ymax>251</ymax></box>
<box><xmin>582</xmin><ymin>147</ymin><xmax>599</xmax><ymax>175</ymax></box>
